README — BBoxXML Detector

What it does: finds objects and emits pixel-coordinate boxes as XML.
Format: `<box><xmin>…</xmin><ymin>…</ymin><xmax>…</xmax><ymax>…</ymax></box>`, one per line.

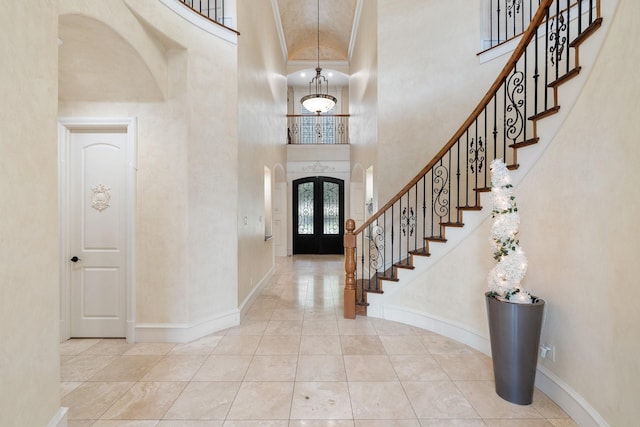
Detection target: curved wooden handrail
<box><xmin>353</xmin><ymin>0</ymin><xmax>554</xmax><ymax>236</ymax></box>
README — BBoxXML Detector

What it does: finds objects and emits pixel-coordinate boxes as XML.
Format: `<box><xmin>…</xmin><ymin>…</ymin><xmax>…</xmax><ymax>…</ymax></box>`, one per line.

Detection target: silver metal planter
<box><xmin>486</xmin><ymin>292</ymin><xmax>545</xmax><ymax>405</ymax></box>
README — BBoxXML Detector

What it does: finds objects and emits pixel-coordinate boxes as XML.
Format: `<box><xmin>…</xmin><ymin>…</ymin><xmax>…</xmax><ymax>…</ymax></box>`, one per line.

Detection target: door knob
<box><xmin>70</xmin><ymin>256</ymin><xmax>81</xmax><ymax>263</ymax></box>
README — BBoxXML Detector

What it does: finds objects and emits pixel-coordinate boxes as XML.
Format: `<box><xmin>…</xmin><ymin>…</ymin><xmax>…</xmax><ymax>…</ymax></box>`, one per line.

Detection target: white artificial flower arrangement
<box><xmin>487</xmin><ymin>159</ymin><xmax>534</xmax><ymax>304</ymax></box>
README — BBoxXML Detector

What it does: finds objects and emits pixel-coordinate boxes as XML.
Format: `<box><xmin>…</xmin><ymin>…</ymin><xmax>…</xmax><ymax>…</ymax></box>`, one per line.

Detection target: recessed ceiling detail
<box><xmin>277</xmin><ymin>0</ymin><xmax>357</xmax><ymax>61</ymax></box>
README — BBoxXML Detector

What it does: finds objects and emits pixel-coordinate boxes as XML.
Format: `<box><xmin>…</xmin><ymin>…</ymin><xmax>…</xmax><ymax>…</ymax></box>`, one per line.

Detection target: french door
<box><xmin>293</xmin><ymin>177</ymin><xmax>344</xmax><ymax>255</ymax></box>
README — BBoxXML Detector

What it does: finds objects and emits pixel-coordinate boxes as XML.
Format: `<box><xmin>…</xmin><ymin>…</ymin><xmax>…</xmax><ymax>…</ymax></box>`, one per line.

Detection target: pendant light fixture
<box><xmin>300</xmin><ymin>0</ymin><xmax>337</xmax><ymax>114</ymax></box>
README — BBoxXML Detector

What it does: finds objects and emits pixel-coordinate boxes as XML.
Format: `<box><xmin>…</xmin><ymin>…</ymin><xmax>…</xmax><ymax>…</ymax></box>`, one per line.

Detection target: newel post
<box><xmin>344</xmin><ymin>218</ymin><xmax>356</xmax><ymax>319</ymax></box>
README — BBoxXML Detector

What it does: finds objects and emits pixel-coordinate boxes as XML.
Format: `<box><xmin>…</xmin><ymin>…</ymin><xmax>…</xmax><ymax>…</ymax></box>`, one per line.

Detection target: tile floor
<box><xmin>61</xmin><ymin>255</ymin><xmax>577</xmax><ymax>426</ymax></box>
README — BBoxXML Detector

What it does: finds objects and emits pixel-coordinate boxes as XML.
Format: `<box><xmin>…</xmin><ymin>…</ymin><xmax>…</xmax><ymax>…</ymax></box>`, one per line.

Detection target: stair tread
<box><xmin>549</xmin><ymin>67</ymin><xmax>581</xmax><ymax>89</ymax></box>
<box><xmin>441</xmin><ymin>221</ymin><xmax>464</xmax><ymax>227</ymax></box>
<box><xmin>570</xmin><ymin>18</ymin><xmax>603</xmax><ymax>48</ymax></box>
<box><xmin>377</xmin><ymin>275</ymin><xmax>399</xmax><ymax>282</ymax></box>
<box><xmin>510</xmin><ymin>137</ymin><xmax>539</xmax><ymax>149</ymax></box>
<box><xmin>426</xmin><ymin>236</ymin><xmax>447</xmax><ymax>243</ymax></box>
<box><xmin>529</xmin><ymin>106</ymin><xmax>560</xmax><ymax>121</ymax></box>
<box><xmin>409</xmin><ymin>248</ymin><xmax>431</xmax><ymax>256</ymax></box>
<box><xmin>458</xmin><ymin>205</ymin><xmax>482</xmax><ymax>211</ymax></box>
<box><xmin>394</xmin><ymin>262</ymin><xmax>415</xmax><ymax>270</ymax></box>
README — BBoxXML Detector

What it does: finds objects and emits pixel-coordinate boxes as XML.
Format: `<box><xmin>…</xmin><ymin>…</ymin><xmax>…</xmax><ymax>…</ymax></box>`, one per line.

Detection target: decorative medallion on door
<box><xmin>91</xmin><ymin>184</ymin><xmax>111</xmax><ymax>212</ymax></box>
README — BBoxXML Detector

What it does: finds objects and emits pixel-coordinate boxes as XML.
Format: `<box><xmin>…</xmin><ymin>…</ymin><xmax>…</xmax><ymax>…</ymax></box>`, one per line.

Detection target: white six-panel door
<box><xmin>68</xmin><ymin>130</ymin><xmax>128</xmax><ymax>337</ymax></box>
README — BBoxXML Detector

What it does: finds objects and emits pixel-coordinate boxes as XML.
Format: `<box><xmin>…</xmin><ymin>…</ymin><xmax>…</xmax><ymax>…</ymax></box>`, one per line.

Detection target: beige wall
<box><xmin>236</xmin><ymin>0</ymin><xmax>287</xmax><ymax>306</ymax></box>
<box><xmin>521</xmin><ymin>0</ymin><xmax>639</xmax><ymax>422</ymax></box>
<box><xmin>387</xmin><ymin>0</ymin><xmax>639</xmax><ymax>424</ymax></box>
<box><xmin>376</xmin><ymin>0</ymin><xmax>505</xmax><ymax>202</ymax></box>
<box><xmin>0</xmin><ymin>1</ymin><xmax>61</xmax><ymax>426</ymax></box>
<box><xmin>59</xmin><ymin>0</ymin><xmax>239</xmax><ymax>330</ymax></box>
<box><xmin>349</xmin><ymin>0</ymin><xmax>379</xmax><ymax>206</ymax></box>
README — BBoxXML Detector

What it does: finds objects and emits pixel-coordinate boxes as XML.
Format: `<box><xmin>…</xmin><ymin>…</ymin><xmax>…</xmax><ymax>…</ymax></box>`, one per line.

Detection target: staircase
<box><xmin>343</xmin><ymin>0</ymin><xmax>603</xmax><ymax>319</ymax></box>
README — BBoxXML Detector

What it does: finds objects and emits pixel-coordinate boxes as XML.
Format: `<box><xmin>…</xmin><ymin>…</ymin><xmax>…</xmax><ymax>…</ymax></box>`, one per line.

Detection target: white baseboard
<box><xmin>536</xmin><ymin>365</ymin><xmax>610</xmax><ymax>427</ymax></box>
<box><xmin>239</xmin><ymin>266</ymin><xmax>274</xmax><ymax>320</ymax></box>
<box><xmin>127</xmin><ymin>320</ymin><xmax>136</xmax><ymax>344</ymax></box>
<box><xmin>46</xmin><ymin>407</ymin><xmax>68</xmax><ymax>427</ymax></box>
<box><xmin>377</xmin><ymin>304</ymin><xmax>608</xmax><ymax>427</ymax></box>
<box><xmin>135</xmin><ymin>309</ymin><xmax>240</xmax><ymax>343</ymax></box>
<box><xmin>380</xmin><ymin>304</ymin><xmax>491</xmax><ymax>355</ymax></box>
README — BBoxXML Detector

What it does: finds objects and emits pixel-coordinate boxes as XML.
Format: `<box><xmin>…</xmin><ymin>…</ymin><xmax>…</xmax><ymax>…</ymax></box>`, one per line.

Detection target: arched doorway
<box><xmin>293</xmin><ymin>176</ymin><xmax>344</xmax><ymax>254</ymax></box>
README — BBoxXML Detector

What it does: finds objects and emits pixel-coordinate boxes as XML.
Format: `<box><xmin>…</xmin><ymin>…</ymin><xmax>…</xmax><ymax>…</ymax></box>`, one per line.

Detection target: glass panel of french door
<box><xmin>297</xmin><ymin>182</ymin><xmax>314</xmax><ymax>234</ymax></box>
<box><xmin>323</xmin><ymin>181</ymin><xmax>340</xmax><ymax>234</ymax></box>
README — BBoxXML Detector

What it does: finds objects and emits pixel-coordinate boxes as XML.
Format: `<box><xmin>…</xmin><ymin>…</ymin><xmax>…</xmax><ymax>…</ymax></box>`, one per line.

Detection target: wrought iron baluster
<box><xmin>429</xmin><ymin>169</ymin><xmax>435</xmax><ymax>237</ymax></box>
<box><xmin>544</xmin><ymin>6</ymin><xmax>550</xmax><ymax>110</ymax></box>
<box><xmin>534</xmin><ymin>20</ymin><xmax>540</xmax><ymax>117</ymax></box>
<box><xmin>553</xmin><ymin>0</ymin><xmax>561</xmax><ymax>81</ymax></box>
<box><xmin>484</xmin><ymin>106</ymin><xmax>489</xmax><ymax>190</ymax></box>
<box><xmin>360</xmin><ymin>231</ymin><xmax>365</xmax><ymax>304</ymax></box>
<box><xmin>401</xmin><ymin>193</ymin><xmax>413</xmax><ymax>263</ymax></box>
<box><xmin>473</xmin><ymin>118</ymin><xmax>484</xmax><ymax>195</ymax></box>
<box><xmin>503</xmin><ymin>0</ymin><xmax>508</xmax><ymax>44</ymax></box>
<box><xmin>414</xmin><ymin>183</ymin><xmax>419</xmax><ymax>252</ymax></box>
<box><xmin>456</xmin><ymin>136</ymin><xmax>462</xmax><ymax>211</ymax></box>
<box><xmin>368</xmin><ymin>221</ymin><xmax>384</xmax><ymax>293</ymax></box>
<box><xmin>523</xmin><ymin>49</ymin><xmax>528</xmax><ymax>143</ymax></box>
<box><xmin>432</xmin><ymin>160</ymin><xmax>450</xmax><ymax>238</ymax></box>
<box><xmin>565</xmin><ymin>0</ymin><xmax>570</xmax><ymax>75</ymax></box>
<box><xmin>468</xmin><ymin>127</ymin><xmax>478</xmax><ymax>205</ymax></box>
<box><xmin>490</xmin><ymin>0</ymin><xmax>494</xmax><ymax>47</ymax></box>
<box><xmin>502</xmin><ymin>76</ymin><xmax>508</xmax><ymax>158</ymax></box>
<box><xmin>446</xmin><ymin>151</ymin><xmax>452</xmax><ymax>225</ymax></box>
<box><xmin>521</xmin><ymin>0</ymin><xmax>525</xmax><ymax>35</ymax></box>
<box><xmin>469</xmin><ymin>127</ymin><xmax>474</xmax><ymax>204</ymax></box>
<box><xmin>578</xmin><ymin>0</ymin><xmax>583</xmax><ymax>33</ymax></box>
<box><xmin>506</xmin><ymin>64</ymin><xmax>525</xmax><ymax>147</ymax></box>
<box><xmin>389</xmin><ymin>207</ymin><xmax>395</xmax><ymax>277</ymax></box>
<box><xmin>422</xmin><ymin>174</ymin><xmax>427</xmax><ymax>244</ymax></box>
<box><xmin>398</xmin><ymin>197</ymin><xmax>403</xmax><ymax>266</ymax></box>
<box><xmin>508</xmin><ymin>0</ymin><xmax>519</xmax><ymax>38</ymax></box>
<box><xmin>493</xmin><ymin>93</ymin><xmax>498</xmax><ymax>162</ymax></box>
<box><xmin>497</xmin><ymin>1</ymin><xmax>502</xmax><ymax>45</ymax></box>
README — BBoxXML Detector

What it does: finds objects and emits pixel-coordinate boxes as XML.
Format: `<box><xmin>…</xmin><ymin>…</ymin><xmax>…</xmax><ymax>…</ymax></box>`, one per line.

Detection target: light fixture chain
<box><xmin>300</xmin><ymin>0</ymin><xmax>337</xmax><ymax>114</ymax></box>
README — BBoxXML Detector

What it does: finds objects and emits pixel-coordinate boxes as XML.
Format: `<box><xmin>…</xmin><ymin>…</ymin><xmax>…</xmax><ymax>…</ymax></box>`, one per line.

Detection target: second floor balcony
<box><xmin>287</xmin><ymin>114</ymin><xmax>350</xmax><ymax>145</ymax></box>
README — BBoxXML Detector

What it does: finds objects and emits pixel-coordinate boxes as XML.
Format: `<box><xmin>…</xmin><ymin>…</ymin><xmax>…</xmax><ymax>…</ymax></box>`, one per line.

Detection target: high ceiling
<box><xmin>277</xmin><ymin>0</ymin><xmax>357</xmax><ymax>88</ymax></box>
<box><xmin>277</xmin><ymin>0</ymin><xmax>357</xmax><ymax>61</ymax></box>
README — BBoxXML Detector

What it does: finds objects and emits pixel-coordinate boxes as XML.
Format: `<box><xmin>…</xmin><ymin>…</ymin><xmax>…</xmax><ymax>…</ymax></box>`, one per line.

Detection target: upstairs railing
<box><xmin>483</xmin><ymin>0</ymin><xmax>597</xmax><ymax>51</ymax></box>
<box><xmin>485</xmin><ymin>0</ymin><xmax>540</xmax><ymax>49</ymax></box>
<box><xmin>287</xmin><ymin>114</ymin><xmax>350</xmax><ymax>145</ymax></box>
<box><xmin>178</xmin><ymin>0</ymin><xmax>238</xmax><ymax>32</ymax></box>
<box><xmin>344</xmin><ymin>0</ymin><xmax>602</xmax><ymax>318</ymax></box>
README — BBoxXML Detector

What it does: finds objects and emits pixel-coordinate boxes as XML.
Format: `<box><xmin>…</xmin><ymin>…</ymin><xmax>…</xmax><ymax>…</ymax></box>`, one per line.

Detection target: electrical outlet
<box><xmin>540</xmin><ymin>345</ymin><xmax>551</xmax><ymax>360</ymax></box>
<box><xmin>540</xmin><ymin>344</ymin><xmax>555</xmax><ymax>362</ymax></box>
